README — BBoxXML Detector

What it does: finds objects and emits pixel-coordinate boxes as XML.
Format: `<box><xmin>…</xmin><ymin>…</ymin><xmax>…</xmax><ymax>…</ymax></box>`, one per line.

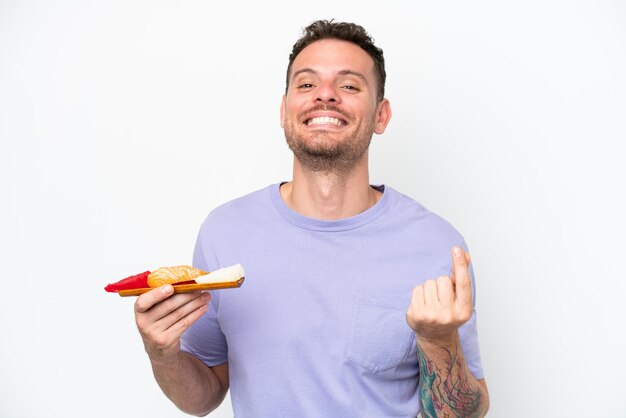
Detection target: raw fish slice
<box><xmin>147</xmin><ymin>265</ymin><xmax>207</xmax><ymax>287</ymax></box>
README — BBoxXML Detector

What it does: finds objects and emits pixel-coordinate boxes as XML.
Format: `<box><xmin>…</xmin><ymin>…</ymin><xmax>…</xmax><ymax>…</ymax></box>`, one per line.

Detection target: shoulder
<box><xmin>385</xmin><ymin>186</ymin><xmax>465</xmax><ymax>246</ymax></box>
<box><xmin>196</xmin><ymin>184</ymin><xmax>276</xmax><ymax>236</ymax></box>
<box><xmin>207</xmin><ymin>186</ymin><xmax>271</xmax><ymax>218</ymax></box>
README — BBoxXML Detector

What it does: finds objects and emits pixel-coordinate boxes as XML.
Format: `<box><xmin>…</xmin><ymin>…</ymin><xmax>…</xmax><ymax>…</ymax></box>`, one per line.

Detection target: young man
<box><xmin>135</xmin><ymin>20</ymin><xmax>489</xmax><ymax>417</ymax></box>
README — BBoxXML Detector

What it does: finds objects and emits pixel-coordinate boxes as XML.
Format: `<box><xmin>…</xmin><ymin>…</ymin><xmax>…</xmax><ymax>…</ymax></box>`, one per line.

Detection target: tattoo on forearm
<box><xmin>417</xmin><ymin>343</ymin><xmax>483</xmax><ymax>418</ymax></box>
<box><xmin>417</xmin><ymin>346</ymin><xmax>438</xmax><ymax>418</ymax></box>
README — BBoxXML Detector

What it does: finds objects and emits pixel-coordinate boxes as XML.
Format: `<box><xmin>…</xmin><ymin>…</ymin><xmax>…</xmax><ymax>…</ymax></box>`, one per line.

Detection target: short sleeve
<box><xmin>458</xmin><ymin>310</ymin><xmax>484</xmax><ymax>379</ymax></box>
<box><xmin>180</xmin><ymin>301</ymin><xmax>228</xmax><ymax>366</ymax></box>
<box><xmin>180</xmin><ymin>226</ymin><xmax>229</xmax><ymax>366</ymax></box>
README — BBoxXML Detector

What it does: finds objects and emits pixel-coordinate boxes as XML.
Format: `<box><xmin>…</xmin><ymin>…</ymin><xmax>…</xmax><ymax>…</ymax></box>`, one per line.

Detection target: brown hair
<box><xmin>286</xmin><ymin>20</ymin><xmax>386</xmax><ymax>101</ymax></box>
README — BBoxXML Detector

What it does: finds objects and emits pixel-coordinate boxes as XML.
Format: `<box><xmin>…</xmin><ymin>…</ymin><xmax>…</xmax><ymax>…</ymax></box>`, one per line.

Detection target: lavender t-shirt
<box><xmin>181</xmin><ymin>183</ymin><xmax>484</xmax><ymax>417</ymax></box>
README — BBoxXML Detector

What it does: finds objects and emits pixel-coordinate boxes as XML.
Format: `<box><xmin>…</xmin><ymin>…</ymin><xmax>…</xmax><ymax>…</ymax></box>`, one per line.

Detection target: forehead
<box><xmin>290</xmin><ymin>39</ymin><xmax>376</xmax><ymax>81</ymax></box>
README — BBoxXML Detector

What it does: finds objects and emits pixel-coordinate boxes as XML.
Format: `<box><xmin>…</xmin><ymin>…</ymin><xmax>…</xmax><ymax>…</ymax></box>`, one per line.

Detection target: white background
<box><xmin>1</xmin><ymin>1</ymin><xmax>625</xmax><ymax>417</ymax></box>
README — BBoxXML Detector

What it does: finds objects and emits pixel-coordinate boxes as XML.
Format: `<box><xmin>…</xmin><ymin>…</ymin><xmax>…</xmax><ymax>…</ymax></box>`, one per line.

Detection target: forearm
<box><xmin>151</xmin><ymin>352</ymin><xmax>227</xmax><ymax>416</ymax></box>
<box><xmin>416</xmin><ymin>333</ymin><xmax>489</xmax><ymax>418</ymax></box>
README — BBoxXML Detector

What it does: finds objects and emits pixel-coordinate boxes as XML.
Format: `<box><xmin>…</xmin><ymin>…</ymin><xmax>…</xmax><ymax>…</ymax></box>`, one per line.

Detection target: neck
<box><xmin>280</xmin><ymin>154</ymin><xmax>382</xmax><ymax>220</ymax></box>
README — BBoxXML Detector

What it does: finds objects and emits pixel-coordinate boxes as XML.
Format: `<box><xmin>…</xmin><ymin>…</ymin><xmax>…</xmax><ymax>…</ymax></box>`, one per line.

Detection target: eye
<box><xmin>298</xmin><ymin>83</ymin><xmax>314</xmax><ymax>89</ymax></box>
<box><xmin>341</xmin><ymin>85</ymin><xmax>360</xmax><ymax>92</ymax></box>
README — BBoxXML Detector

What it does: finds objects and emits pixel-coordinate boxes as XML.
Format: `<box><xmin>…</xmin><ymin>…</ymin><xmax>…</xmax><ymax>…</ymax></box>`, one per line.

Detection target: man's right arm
<box><xmin>135</xmin><ymin>285</ymin><xmax>229</xmax><ymax>416</ymax></box>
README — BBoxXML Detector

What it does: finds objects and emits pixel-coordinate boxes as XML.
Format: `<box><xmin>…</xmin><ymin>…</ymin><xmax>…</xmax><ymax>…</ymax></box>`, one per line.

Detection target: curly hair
<box><xmin>286</xmin><ymin>20</ymin><xmax>386</xmax><ymax>101</ymax></box>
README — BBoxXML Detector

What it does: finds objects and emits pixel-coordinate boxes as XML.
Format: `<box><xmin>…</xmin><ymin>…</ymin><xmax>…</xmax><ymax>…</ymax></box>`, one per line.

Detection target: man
<box><xmin>135</xmin><ymin>20</ymin><xmax>489</xmax><ymax>417</ymax></box>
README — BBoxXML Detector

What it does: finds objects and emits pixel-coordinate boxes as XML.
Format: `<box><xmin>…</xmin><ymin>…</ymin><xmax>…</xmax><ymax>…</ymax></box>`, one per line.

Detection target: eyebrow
<box><xmin>291</xmin><ymin>68</ymin><xmax>369</xmax><ymax>85</ymax></box>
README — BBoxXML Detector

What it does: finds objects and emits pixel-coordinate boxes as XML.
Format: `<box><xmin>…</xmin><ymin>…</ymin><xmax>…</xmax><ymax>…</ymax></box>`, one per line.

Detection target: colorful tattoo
<box><xmin>417</xmin><ymin>347</ymin><xmax>438</xmax><ymax>418</ymax></box>
<box><xmin>417</xmin><ymin>342</ymin><xmax>484</xmax><ymax>418</ymax></box>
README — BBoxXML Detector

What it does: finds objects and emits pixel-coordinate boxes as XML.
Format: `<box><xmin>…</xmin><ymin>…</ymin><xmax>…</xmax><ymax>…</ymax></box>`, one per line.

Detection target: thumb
<box><xmin>451</xmin><ymin>246</ymin><xmax>472</xmax><ymax>307</ymax></box>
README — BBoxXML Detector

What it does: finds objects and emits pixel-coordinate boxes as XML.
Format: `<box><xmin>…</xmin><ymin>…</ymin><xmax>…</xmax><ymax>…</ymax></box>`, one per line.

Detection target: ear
<box><xmin>374</xmin><ymin>98</ymin><xmax>392</xmax><ymax>135</ymax></box>
<box><xmin>280</xmin><ymin>95</ymin><xmax>287</xmax><ymax>128</ymax></box>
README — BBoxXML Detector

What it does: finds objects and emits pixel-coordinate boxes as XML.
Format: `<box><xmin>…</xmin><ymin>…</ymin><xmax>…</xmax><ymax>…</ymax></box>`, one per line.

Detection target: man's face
<box><xmin>281</xmin><ymin>39</ymin><xmax>391</xmax><ymax>173</ymax></box>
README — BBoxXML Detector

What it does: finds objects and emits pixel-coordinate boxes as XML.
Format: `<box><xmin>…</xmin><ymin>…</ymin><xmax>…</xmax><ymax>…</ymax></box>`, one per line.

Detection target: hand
<box><xmin>406</xmin><ymin>246</ymin><xmax>473</xmax><ymax>344</ymax></box>
<box><xmin>134</xmin><ymin>285</ymin><xmax>211</xmax><ymax>363</ymax></box>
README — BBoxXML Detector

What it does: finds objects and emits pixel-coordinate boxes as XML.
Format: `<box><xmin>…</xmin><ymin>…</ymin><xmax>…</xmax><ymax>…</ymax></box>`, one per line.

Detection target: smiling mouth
<box><xmin>305</xmin><ymin>116</ymin><xmax>346</xmax><ymax>127</ymax></box>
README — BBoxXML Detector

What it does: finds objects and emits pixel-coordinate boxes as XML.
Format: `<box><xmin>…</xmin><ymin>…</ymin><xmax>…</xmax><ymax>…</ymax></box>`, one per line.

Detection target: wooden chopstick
<box><xmin>118</xmin><ymin>277</ymin><xmax>245</xmax><ymax>297</ymax></box>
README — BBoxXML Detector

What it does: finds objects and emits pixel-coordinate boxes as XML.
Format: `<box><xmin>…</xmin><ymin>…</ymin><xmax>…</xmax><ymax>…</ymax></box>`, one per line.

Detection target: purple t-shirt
<box><xmin>181</xmin><ymin>183</ymin><xmax>484</xmax><ymax>417</ymax></box>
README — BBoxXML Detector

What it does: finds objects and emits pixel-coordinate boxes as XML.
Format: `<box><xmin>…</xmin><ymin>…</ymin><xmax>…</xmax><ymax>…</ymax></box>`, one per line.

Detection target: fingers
<box><xmin>410</xmin><ymin>276</ymin><xmax>453</xmax><ymax>307</ymax></box>
<box><xmin>407</xmin><ymin>278</ymin><xmax>455</xmax><ymax>340</ymax></box>
<box><xmin>155</xmin><ymin>292</ymin><xmax>211</xmax><ymax>333</ymax></box>
<box><xmin>406</xmin><ymin>247</ymin><xmax>474</xmax><ymax>340</ymax></box>
<box><xmin>161</xmin><ymin>295</ymin><xmax>210</xmax><ymax>342</ymax></box>
<box><xmin>436</xmin><ymin>275</ymin><xmax>454</xmax><ymax>308</ymax></box>
<box><xmin>412</xmin><ymin>284</ymin><xmax>425</xmax><ymax>306</ymax></box>
<box><xmin>136</xmin><ymin>290</ymin><xmax>210</xmax><ymax>332</ymax></box>
<box><xmin>423</xmin><ymin>279</ymin><xmax>439</xmax><ymax>306</ymax></box>
<box><xmin>134</xmin><ymin>289</ymin><xmax>211</xmax><ymax>361</ymax></box>
<box><xmin>135</xmin><ymin>285</ymin><xmax>175</xmax><ymax>314</ymax></box>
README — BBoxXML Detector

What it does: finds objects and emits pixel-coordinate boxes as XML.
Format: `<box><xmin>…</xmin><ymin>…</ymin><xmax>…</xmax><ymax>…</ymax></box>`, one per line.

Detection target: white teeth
<box><xmin>307</xmin><ymin>116</ymin><xmax>342</xmax><ymax>126</ymax></box>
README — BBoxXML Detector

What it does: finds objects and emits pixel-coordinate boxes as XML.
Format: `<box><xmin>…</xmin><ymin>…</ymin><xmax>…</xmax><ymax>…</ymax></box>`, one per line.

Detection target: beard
<box><xmin>284</xmin><ymin>108</ymin><xmax>376</xmax><ymax>174</ymax></box>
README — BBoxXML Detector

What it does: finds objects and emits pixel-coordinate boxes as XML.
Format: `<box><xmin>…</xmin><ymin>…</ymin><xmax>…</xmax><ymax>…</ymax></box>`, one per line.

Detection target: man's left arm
<box><xmin>407</xmin><ymin>247</ymin><xmax>490</xmax><ymax>418</ymax></box>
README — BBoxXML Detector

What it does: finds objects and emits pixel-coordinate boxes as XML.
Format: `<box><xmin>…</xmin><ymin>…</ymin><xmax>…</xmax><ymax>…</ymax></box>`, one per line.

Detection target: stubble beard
<box><xmin>284</xmin><ymin>115</ymin><xmax>375</xmax><ymax>175</ymax></box>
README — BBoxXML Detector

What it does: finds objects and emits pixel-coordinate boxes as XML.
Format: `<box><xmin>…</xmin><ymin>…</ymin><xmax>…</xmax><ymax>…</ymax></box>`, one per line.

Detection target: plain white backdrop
<box><xmin>1</xmin><ymin>1</ymin><xmax>625</xmax><ymax>417</ymax></box>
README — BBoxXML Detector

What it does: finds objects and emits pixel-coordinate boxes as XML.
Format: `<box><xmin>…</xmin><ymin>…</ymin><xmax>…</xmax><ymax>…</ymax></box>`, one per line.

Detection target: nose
<box><xmin>315</xmin><ymin>81</ymin><xmax>340</xmax><ymax>104</ymax></box>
